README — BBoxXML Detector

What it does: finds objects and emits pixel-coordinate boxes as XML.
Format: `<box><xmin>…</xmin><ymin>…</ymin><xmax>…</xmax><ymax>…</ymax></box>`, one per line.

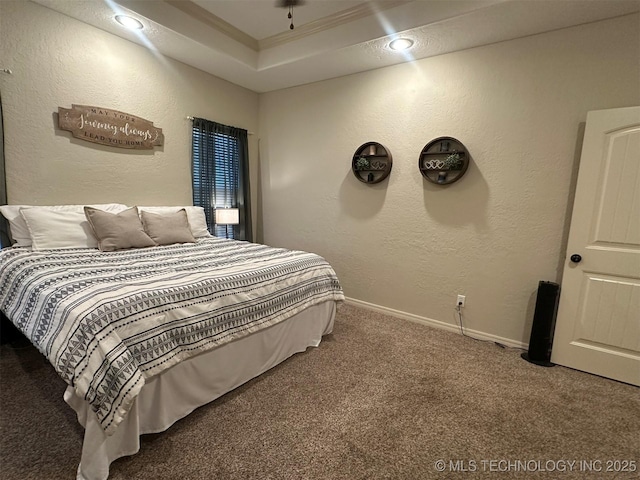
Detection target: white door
<box><xmin>551</xmin><ymin>106</ymin><xmax>640</xmax><ymax>386</ymax></box>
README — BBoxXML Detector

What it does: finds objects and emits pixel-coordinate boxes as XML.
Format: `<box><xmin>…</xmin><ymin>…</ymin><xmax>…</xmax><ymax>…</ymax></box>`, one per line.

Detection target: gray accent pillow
<box><xmin>84</xmin><ymin>206</ymin><xmax>156</xmax><ymax>252</ymax></box>
<box><xmin>141</xmin><ymin>209</ymin><xmax>196</xmax><ymax>245</ymax></box>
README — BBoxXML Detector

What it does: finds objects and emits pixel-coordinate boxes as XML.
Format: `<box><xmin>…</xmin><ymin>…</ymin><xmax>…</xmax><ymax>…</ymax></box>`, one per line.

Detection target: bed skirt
<box><xmin>66</xmin><ymin>300</ymin><xmax>337</xmax><ymax>480</ymax></box>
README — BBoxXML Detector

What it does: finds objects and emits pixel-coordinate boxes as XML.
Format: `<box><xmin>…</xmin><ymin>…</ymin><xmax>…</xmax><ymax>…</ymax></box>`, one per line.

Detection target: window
<box><xmin>191</xmin><ymin>118</ymin><xmax>252</xmax><ymax>241</ymax></box>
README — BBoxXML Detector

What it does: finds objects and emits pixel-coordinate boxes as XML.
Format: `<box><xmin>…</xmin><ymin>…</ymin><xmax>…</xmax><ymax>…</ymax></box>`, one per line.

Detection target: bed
<box><xmin>0</xmin><ymin>204</ymin><xmax>343</xmax><ymax>480</ymax></box>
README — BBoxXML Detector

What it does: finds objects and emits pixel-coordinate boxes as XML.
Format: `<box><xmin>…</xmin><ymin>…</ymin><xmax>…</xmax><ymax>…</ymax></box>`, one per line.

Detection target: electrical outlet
<box><xmin>457</xmin><ymin>294</ymin><xmax>466</xmax><ymax>307</ymax></box>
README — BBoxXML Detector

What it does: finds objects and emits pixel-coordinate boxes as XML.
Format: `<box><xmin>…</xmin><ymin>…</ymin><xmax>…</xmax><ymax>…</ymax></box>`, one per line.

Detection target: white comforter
<box><xmin>0</xmin><ymin>238</ymin><xmax>344</xmax><ymax>434</ymax></box>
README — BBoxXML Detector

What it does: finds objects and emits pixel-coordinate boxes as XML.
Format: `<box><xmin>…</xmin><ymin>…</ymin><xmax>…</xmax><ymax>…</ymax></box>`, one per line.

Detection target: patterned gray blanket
<box><xmin>0</xmin><ymin>238</ymin><xmax>343</xmax><ymax>434</ymax></box>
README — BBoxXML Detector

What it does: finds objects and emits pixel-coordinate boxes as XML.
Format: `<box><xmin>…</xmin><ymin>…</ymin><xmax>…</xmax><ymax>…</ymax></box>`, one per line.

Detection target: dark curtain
<box><xmin>0</xmin><ymin>92</ymin><xmax>9</xmax><ymax>249</ymax></box>
<box><xmin>235</xmin><ymin>127</ymin><xmax>252</xmax><ymax>242</ymax></box>
<box><xmin>191</xmin><ymin>118</ymin><xmax>252</xmax><ymax>242</ymax></box>
<box><xmin>0</xmin><ymin>91</ymin><xmax>14</xmax><ymax>343</ymax></box>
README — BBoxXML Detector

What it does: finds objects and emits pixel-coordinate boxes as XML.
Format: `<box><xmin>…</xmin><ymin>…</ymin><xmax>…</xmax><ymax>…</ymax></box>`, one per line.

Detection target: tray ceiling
<box><xmin>32</xmin><ymin>0</ymin><xmax>640</xmax><ymax>93</ymax></box>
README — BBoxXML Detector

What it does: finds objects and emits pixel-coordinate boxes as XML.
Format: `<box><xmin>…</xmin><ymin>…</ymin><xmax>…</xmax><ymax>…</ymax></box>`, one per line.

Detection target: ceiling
<box><xmin>33</xmin><ymin>0</ymin><xmax>640</xmax><ymax>93</ymax></box>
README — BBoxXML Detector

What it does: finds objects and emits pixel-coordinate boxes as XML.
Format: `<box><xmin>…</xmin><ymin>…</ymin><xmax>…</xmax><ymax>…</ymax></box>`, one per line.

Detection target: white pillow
<box><xmin>0</xmin><ymin>205</ymin><xmax>33</xmax><ymax>246</ymax></box>
<box><xmin>12</xmin><ymin>204</ymin><xmax>129</xmax><ymax>249</ymax></box>
<box><xmin>137</xmin><ymin>206</ymin><xmax>210</xmax><ymax>238</ymax></box>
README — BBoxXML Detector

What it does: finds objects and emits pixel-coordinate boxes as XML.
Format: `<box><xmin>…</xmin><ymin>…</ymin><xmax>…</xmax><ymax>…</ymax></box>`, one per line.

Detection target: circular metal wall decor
<box><xmin>418</xmin><ymin>136</ymin><xmax>469</xmax><ymax>185</ymax></box>
<box><xmin>352</xmin><ymin>142</ymin><xmax>393</xmax><ymax>184</ymax></box>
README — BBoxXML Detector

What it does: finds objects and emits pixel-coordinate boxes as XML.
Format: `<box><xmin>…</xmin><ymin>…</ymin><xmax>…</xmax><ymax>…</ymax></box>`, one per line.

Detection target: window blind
<box><xmin>191</xmin><ymin>118</ymin><xmax>252</xmax><ymax>241</ymax></box>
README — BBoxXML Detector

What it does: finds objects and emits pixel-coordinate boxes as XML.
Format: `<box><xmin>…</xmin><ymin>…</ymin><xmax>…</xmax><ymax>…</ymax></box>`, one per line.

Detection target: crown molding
<box><xmin>165</xmin><ymin>0</ymin><xmax>259</xmax><ymax>52</ymax></box>
<box><xmin>259</xmin><ymin>0</ymin><xmax>411</xmax><ymax>50</ymax></box>
<box><xmin>163</xmin><ymin>0</ymin><xmax>411</xmax><ymax>53</ymax></box>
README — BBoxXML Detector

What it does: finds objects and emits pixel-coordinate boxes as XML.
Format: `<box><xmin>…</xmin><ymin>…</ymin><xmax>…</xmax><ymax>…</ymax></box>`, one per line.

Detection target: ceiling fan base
<box><xmin>276</xmin><ymin>0</ymin><xmax>305</xmax><ymax>8</ymax></box>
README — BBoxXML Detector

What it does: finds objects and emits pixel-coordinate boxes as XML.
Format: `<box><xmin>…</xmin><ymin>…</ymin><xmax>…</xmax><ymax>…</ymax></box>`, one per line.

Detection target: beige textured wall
<box><xmin>258</xmin><ymin>14</ymin><xmax>640</xmax><ymax>345</ymax></box>
<box><xmin>0</xmin><ymin>1</ymin><xmax>258</xmax><ymax>212</ymax></box>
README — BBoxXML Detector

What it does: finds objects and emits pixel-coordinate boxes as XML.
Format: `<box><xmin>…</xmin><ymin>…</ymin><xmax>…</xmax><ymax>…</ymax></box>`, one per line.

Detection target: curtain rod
<box><xmin>186</xmin><ymin>116</ymin><xmax>253</xmax><ymax>135</ymax></box>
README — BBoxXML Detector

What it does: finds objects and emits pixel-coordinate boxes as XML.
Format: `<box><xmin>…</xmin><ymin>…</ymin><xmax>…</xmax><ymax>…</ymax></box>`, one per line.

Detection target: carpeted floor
<box><xmin>0</xmin><ymin>303</ymin><xmax>638</xmax><ymax>479</ymax></box>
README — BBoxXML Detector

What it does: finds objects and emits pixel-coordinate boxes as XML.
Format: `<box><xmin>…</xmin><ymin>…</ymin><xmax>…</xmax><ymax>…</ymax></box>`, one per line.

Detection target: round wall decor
<box><xmin>352</xmin><ymin>142</ymin><xmax>393</xmax><ymax>184</ymax></box>
<box><xmin>418</xmin><ymin>137</ymin><xmax>469</xmax><ymax>185</ymax></box>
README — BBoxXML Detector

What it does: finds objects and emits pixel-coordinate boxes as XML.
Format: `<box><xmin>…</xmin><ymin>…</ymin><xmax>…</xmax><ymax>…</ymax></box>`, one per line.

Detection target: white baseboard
<box><xmin>343</xmin><ymin>297</ymin><xmax>527</xmax><ymax>350</ymax></box>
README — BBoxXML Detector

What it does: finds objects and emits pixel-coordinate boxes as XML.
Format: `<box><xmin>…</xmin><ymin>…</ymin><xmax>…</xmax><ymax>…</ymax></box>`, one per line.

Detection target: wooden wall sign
<box><xmin>58</xmin><ymin>105</ymin><xmax>164</xmax><ymax>150</ymax></box>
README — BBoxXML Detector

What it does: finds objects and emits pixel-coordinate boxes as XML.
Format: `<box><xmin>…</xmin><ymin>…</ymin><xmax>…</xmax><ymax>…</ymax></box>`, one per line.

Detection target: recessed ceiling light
<box><xmin>388</xmin><ymin>38</ymin><xmax>414</xmax><ymax>51</ymax></box>
<box><xmin>115</xmin><ymin>15</ymin><xmax>144</xmax><ymax>30</ymax></box>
